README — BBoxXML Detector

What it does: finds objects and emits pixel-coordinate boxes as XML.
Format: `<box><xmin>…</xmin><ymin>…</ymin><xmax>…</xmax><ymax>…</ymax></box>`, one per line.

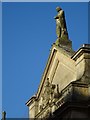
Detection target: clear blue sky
<box><xmin>2</xmin><ymin>2</ymin><xmax>88</xmax><ymax>118</ymax></box>
<box><xmin>0</xmin><ymin>2</ymin><xmax>2</xmax><ymax>120</ymax></box>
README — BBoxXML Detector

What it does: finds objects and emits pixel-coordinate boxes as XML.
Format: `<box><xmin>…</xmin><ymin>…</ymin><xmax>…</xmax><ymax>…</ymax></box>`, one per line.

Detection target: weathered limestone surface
<box><xmin>26</xmin><ymin>44</ymin><xmax>90</xmax><ymax>119</ymax></box>
<box><xmin>72</xmin><ymin>44</ymin><xmax>90</xmax><ymax>84</ymax></box>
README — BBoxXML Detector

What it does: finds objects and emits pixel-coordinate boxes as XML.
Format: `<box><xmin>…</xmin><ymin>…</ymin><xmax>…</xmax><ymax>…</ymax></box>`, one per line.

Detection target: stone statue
<box><xmin>2</xmin><ymin>111</ymin><xmax>6</xmax><ymax>120</ymax></box>
<box><xmin>54</xmin><ymin>7</ymin><xmax>68</xmax><ymax>40</ymax></box>
<box><xmin>41</xmin><ymin>78</ymin><xmax>61</xmax><ymax>107</ymax></box>
<box><xmin>43</xmin><ymin>78</ymin><xmax>51</xmax><ymax>105</ymax></box>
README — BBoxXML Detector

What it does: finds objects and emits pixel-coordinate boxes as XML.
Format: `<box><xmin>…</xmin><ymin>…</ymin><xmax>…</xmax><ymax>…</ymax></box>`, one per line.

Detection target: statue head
<box><xmin>56</xmin><ymin>7</ymin><xmax>62</xmax><ymax>12</ymax></box>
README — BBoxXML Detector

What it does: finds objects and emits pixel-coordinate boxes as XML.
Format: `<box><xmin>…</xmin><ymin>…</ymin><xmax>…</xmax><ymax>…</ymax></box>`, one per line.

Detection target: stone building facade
<box><xmin>26</xmin><ymin>7</ymin><xmax>90</xmax><ymax>119</ymax></box>
<box><xmin>26</xmin><ymin>42</ymin><xmax>90</xmax><ymax>119</ymax></box>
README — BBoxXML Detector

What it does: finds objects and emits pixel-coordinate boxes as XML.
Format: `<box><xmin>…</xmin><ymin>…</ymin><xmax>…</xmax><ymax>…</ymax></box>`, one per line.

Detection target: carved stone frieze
<box><xmin>38</xmin><ymin>78</ymin><xmax>61</xmax><ymax>113</ymax></box>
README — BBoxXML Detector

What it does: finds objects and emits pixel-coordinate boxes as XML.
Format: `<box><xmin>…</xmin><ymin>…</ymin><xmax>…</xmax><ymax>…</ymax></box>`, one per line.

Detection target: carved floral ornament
<box><xmin>39</xmin><ymin>78</ymin><xmax>60</xmax><ymax>111</ymax></box>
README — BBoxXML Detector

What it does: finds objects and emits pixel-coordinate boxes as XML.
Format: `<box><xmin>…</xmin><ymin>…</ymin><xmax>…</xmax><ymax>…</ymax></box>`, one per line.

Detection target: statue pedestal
<box><xmin>55</xmin><ymin>37</ymin><xmax>72</xmax><ymax>51</ymax></box>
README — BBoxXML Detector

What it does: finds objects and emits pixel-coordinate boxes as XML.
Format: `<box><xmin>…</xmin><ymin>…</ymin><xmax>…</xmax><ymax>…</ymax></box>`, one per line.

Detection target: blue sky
<box><xmin>0</xmin><ymin>2</ymin><xmax>2</xmax><ymax>120</ymax></box>
<box><xmin>2</xmin><ymin>2</ymin><xmax>88</xmax><ymax>118</ymax></box>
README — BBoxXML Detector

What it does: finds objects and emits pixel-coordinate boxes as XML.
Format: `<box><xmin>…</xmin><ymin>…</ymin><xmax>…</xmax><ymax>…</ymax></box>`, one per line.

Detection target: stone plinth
<box><xmin>55</xmin><ymin>38</ymin><xmax>72</xmax><ymax>51</ymax></box>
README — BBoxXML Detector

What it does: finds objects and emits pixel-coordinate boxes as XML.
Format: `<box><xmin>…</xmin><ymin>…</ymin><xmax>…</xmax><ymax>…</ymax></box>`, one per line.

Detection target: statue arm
<box><xmin>54</xmin><ymin>15</ymin><xmax>59</xmax><ymax>19</ymax></box>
